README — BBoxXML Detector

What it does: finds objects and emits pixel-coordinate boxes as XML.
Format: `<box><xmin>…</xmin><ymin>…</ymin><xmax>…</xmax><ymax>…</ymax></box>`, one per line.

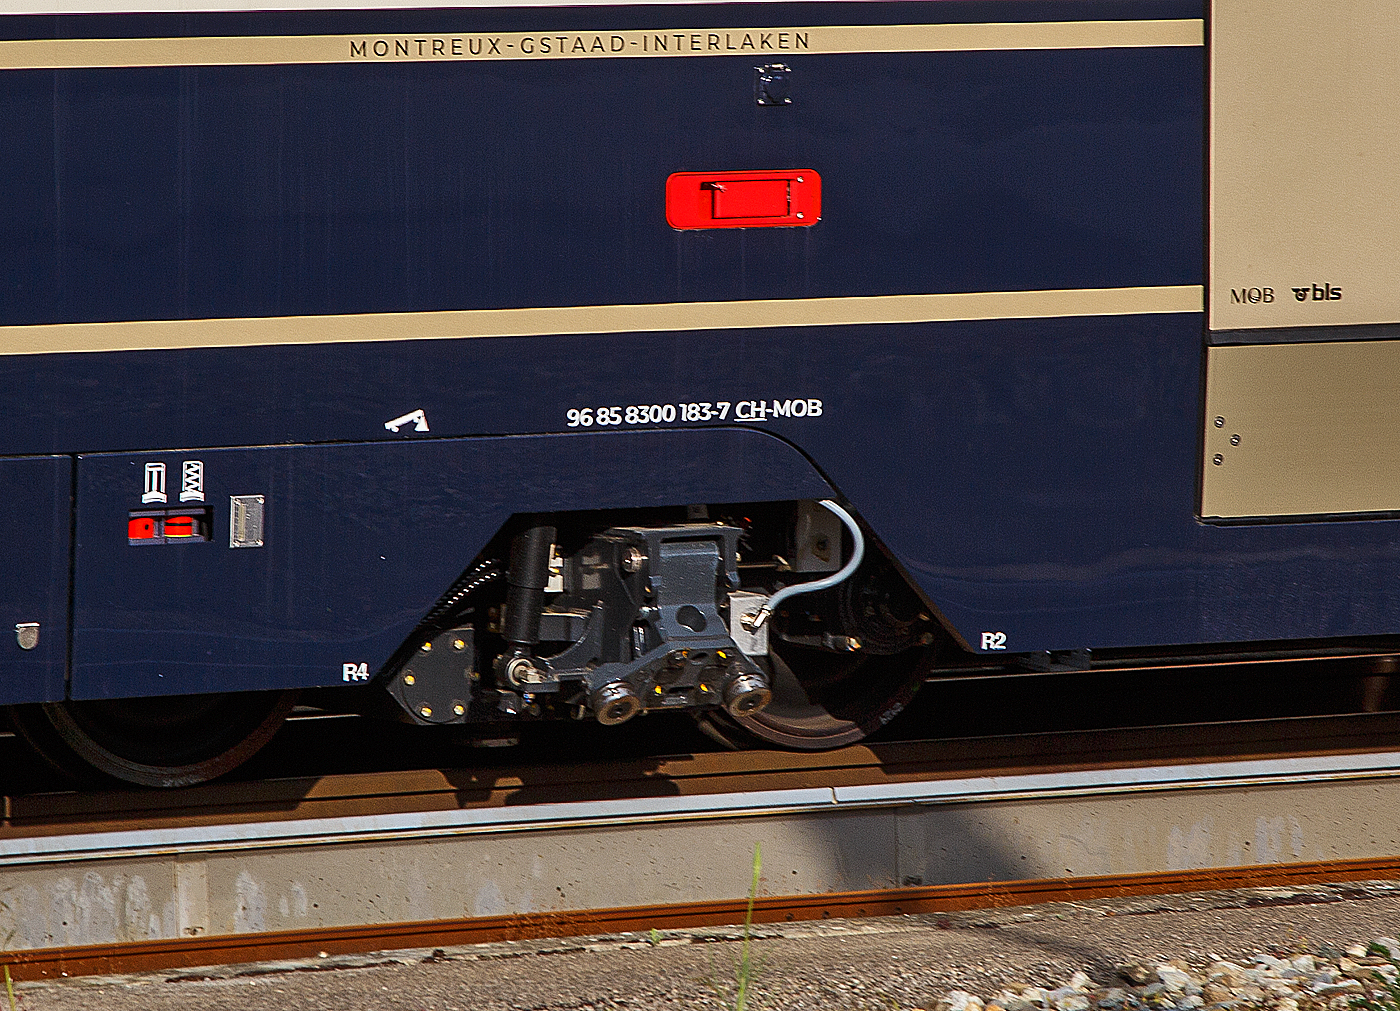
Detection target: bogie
<box><xmin>377</xmin><ymin>500</ymin><xmax>942</xmax><ymax>747</ymax></box>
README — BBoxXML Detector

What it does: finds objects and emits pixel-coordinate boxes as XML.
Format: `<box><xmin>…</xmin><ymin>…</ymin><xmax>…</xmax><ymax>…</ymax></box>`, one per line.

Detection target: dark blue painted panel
<box><xmin>24</xmin><ymin>0</ymin><xmax>1379</xmax><ymax>689</ymax></box>
<box><xmin>70</xmin><ymin>428</ymin><xmax>831</xmax><ymax>699</ymax></box>
<box><xmin>0</xmin><ymin>11</ymin><xmax>1202</xmax><ymax>325</ymax></box>
<box><xmin>0</xmin><ymin>72</ymin><xmax>57</xmax><ymax>317</ymax></box>
<box><xmin>0</xmin><ymin>457</ymin><xmax>71</xmax><ymax>704</ymax></box>
<box><xmin>55</xmin><ymin>306</ymin><xmax>1400</xmax><ymax>684</ymax></box>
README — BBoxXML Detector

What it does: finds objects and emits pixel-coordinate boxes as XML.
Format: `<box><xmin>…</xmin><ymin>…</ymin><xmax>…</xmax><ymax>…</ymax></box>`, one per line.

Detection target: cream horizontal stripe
<box><xmin>0</xmin><ymin>286</ymin><xmax>1203</xmax><ymax>356</ymax></box>
<box><xmin>0</xmin><ymin>20</ymin><xmax>1202</xmax><ymax>70</ymax></box>
<box><xmin>0</xmin><ymin>0</ymin><xmax>1160</xmax><ymax>12</ymax></box>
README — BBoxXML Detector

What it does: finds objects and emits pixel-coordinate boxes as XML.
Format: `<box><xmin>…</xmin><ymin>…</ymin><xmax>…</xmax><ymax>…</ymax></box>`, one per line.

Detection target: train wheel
<box><xmin>697</xmin><ymin>646</ymin><xmax>929</xmax><ymax>750</ymax></box>
<box><xmin>9</xmin><ymin>690</ymin><xmax>298</xmax><ymax>788</ymax></box>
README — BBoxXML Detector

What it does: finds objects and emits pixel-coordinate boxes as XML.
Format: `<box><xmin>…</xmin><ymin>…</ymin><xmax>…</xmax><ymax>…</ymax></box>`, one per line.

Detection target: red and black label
<box><xmin>128</xmin><ymin>507</ymin><xmax>213</xmax><ymax>545</ymax></box>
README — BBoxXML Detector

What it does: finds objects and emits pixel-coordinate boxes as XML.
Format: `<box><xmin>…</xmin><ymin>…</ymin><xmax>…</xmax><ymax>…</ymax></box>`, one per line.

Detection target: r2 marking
<box><xmin>980</xmin><ymin>631</ymin><xmax>1007</xmax><ymax>651</ymax></box>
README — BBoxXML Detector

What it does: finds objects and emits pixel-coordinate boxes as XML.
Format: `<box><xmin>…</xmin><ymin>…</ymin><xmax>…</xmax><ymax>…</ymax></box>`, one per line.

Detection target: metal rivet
<box><xmin>403</xmin><ymin>674</ymin><xmax>415</xmax><ymax>685</ymax></box>
<box><xmin>1214</xmin><ymin>416</ymin><xmax>1225</xmax><ymax>428</ymax></box>
<box><xmin>14</xmin><ymin>623</ymin><xmax>38</xmax><ymax>651</ymax></box>
<box><xmin>795</xmin><ymin>212</ymin><xmax>804</xmax><ymax>219</ymax></box>
<box><xmin>1230</xmin><ymin>434</ymin><xmax>1241</xmax><ymax>446</ymax></box>
<box><xmin>1213</xmin><ymin>454</ymin><xmax>1224</xmax><ymax>466</ymax></box>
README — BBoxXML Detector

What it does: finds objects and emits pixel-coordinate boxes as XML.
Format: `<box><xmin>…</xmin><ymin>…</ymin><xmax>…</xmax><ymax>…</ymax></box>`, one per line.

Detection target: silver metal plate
<box><xmin>793</xmin><ymin>499</ymin><xmax>841</xmax><ymax>572</ymax></box>
<box><xmin>728</xmin><ymin>591</ymin><xmax>769</xmax><ymax>656</ymax></box>
<box><xmin>229</xmin><ymin>495</ymin><xmax>265</xmax><ymax>548</ymax></box>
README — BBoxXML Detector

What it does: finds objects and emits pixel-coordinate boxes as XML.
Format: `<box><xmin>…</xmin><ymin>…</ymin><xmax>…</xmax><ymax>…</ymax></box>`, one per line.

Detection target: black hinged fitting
<box><xmin>499</xmin><ymin>521</ymin><xmax>559</xmax><ymax>690</ymax></box>
<box><xmin>384</xmin><ymin>524</ymin><xmax>771</xmax><ymax>727</ymax></box>
<box><xmin>538</xmin><ymin>524</ymin><xmax>770</xmax><ymax>724</ymax></box>
<box><xmin>387</xmin><ymin>627</ymin><xmax>476</xmax><ymax>724</ymax></box>
<box><xmin>755</xmin><ymin>64</ymin><xmax>793</xmax><ymax>106</ymax></box>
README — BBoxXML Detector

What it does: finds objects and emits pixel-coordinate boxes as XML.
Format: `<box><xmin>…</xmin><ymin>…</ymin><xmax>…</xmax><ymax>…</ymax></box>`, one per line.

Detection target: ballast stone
<box><xmin>928</xmin><ymin>939</ymin><xmax>1400</xmax><ymax>1011</ymax></box>
<box><xmin>1155</xmin><ymin>967</ymin><xmax>1193</xmax><ymax>991</ymax></box>
<box><xmin>938</xmin><ymin>990</ymin><xmax>984</xmax><ymax>1011</ymax></box>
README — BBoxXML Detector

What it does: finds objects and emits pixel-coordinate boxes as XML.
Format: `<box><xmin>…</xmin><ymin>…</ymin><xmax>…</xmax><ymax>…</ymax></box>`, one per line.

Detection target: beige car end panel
<box><xmin>1204</xmin><ymin>3</ymin><xmax>1400</xmax><ymax>520</ymax></box>
<box><xmin>1202</xmin><ymin>340</ymin><xmax>1400</xmax><ymax>519</ymax></box>
<box><xmin>1210</xmin><ymin>1</ymin><xmax>1400</xmax><ymax>331</ymax></box>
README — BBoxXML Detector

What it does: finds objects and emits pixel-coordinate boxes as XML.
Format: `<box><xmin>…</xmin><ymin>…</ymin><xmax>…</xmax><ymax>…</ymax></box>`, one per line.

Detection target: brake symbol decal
<box><xmin>180</xmin><ymin>460</ymin><xmax>205</xmax><ymax>502</ymax></box>
<box><xmin>142</xmin><ymin>462</ymin><xmax>167</xmax><ymax>503</ymax></box>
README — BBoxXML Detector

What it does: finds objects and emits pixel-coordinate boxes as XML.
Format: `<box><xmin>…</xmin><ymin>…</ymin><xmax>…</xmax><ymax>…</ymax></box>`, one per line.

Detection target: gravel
<box><xmin>17</xmin><ymin>880</ymin><xmax>1400</xmax><ymax>1010</ymax></box>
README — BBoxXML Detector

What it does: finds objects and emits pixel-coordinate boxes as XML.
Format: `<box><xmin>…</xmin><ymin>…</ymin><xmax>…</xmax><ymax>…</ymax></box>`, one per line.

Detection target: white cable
<box><xmin>745</xmin><ymin>500</ymin><xmax>865</xmax><ymax>630</ymax></box>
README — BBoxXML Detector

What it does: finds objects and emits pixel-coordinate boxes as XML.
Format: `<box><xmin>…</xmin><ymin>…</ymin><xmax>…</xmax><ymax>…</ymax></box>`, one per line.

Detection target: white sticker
<box><xmin>142</xmin><ymin>462</ymin><xmax>167</xmax><ymax>504</ymax></box>
<box><xmin>565</xmin><ymin>399</ymin><xmax>823</xmax><ymax>428</ymax></box>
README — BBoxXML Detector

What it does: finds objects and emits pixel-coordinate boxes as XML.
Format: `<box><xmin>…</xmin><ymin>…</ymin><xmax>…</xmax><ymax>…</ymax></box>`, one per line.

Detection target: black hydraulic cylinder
<box><xmin>503</xmin><ymin>522</ymin><xmax>556</xmax><ymax>649</ymax></box>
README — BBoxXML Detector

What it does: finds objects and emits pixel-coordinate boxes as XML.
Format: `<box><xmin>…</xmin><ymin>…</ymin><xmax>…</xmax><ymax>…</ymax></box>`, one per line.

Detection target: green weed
<box><xmin>735</xmin><ymin>843</ymin><xmax>762</xmax><ymax>1011</ymax></box>
<box><xmin>1351</xmin><ymin>944</ymin><xmax>1400</xmax><ymax>1011</ymax></box>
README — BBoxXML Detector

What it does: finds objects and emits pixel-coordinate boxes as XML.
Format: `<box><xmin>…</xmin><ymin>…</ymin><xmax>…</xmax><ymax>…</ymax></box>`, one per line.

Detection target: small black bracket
<box><xmin>755</xmin><ymin>64</ymin><xmax>793</xmax><ymax>106</ymax></box>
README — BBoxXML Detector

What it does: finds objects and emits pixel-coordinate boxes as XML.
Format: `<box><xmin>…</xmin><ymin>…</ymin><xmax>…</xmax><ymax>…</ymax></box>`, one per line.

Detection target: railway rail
<box><xmin>4</xmin><ymin>706</ymin><xmax>1400</xmax><ymax>837</ymax></box>
<box><xmin>7</xmin><ymin>649</ymin><xmax>1396</xmax><ymax>829</ymax></box>
<box><xmin>5</xmin><ymin>688</ymin><xmax>1400</xmax><ymax>981</ymax></box>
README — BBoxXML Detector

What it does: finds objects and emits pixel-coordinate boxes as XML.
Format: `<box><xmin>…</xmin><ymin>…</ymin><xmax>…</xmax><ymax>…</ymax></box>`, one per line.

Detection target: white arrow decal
<box><xmin>384</xmin><ymin>409</ymin><xmax>430</xmax><ymax>433</ymax></box>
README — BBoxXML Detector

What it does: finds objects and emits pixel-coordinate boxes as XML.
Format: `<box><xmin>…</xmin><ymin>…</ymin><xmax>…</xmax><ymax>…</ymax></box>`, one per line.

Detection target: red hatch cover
<box><xmin>666</xmin><ymin>169</ymin><xmax>820</xmax><ymax>229</ymax></box>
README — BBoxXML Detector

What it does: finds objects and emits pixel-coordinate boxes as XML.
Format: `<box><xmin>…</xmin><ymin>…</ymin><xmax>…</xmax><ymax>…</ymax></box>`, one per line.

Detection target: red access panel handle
<box><xmin>666</xmin><ymin>169</ymin><xmax>821</xmax><ymax>229</ymax></box>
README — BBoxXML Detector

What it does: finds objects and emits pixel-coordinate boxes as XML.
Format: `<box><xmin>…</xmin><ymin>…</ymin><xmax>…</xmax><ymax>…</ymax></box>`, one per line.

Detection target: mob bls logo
<box><xmin>1229</xmin><ymin>284</ymin><xmax>1343</xmax><ymax>305</ymax></box>
<box><xmin>1293</xmin><ymin>283</ymin><xmax>1343</xmax><ymax>301</ymax></box>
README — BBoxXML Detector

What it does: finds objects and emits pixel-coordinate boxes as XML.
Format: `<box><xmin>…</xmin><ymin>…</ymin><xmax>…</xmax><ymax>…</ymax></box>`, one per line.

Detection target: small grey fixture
<box><xmin>14</xmin><ymin>623</ymin><xmax>38</xmax><ymax>650</ymax></box>
<box><xmin>229</xmin><ymin>495</ymin><xmax>265</xmax><ymax>548</ymax></box>
<box><xmin>728</xmin><ymin>591</ymin><xmax>769</xmax><ymax>656</ymax></box>
<box><xmin>793</xmin><ymin>498</ymin><xmax>842</xmax><ymax>572</ymax></box>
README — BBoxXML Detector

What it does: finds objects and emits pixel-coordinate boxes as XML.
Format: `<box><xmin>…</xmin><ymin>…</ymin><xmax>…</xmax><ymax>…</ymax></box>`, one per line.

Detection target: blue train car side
<box><xmin>1</xmin><ymin>0</ymin><xmax>1392</xmax><ymax>783</ymax></box>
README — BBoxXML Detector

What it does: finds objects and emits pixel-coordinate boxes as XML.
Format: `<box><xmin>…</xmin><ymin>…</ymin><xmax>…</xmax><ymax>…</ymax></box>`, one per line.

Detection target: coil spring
<box><xmin>419</xmin><ymin>559</ymin><xmax>503</xmax><ymax>629</ymax></box>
